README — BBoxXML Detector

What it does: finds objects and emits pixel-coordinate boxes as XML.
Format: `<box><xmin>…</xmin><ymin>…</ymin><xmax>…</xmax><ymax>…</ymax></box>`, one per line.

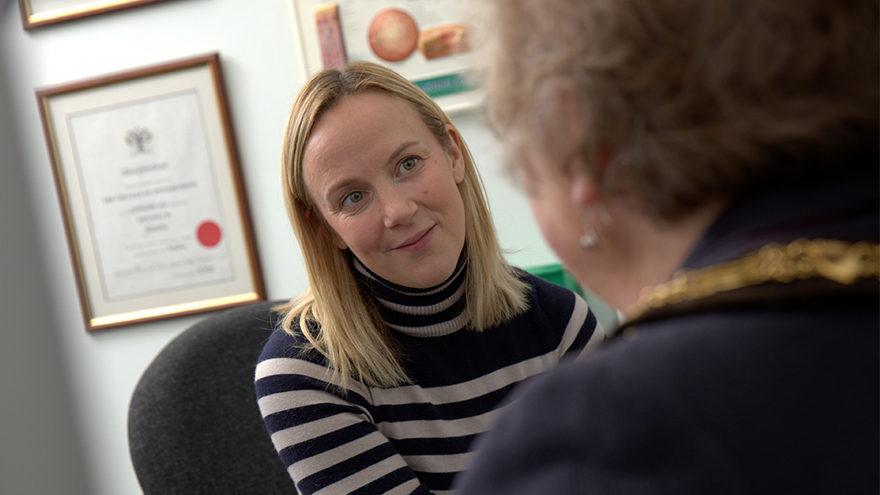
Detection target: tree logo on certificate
<box><xmin>124</xmin><ymin>126</ymin><xmax>153</xmax><ymax>155</ymax></box>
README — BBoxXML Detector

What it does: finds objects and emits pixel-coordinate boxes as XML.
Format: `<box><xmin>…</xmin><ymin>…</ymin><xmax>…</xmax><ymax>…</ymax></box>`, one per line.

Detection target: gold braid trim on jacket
<box><xmin>622</xmin><ymin>239</ymin><xmax>880</xmax><ymax>329</ymax></box>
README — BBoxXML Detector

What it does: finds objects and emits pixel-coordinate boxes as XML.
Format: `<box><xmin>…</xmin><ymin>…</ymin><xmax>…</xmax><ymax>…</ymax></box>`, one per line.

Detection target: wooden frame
<box><xmin>37</xmin><ymin>53</ymin><xmax>265</xmax><ymax>330</ymax></box>
<box><xmin>19</xmin><ymin>0</ymin><xmax>171</xmax><ymax>29</ymax></box>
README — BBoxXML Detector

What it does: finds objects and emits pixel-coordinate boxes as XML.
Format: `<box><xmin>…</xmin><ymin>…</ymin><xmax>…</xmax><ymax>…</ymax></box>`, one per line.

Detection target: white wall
<box><xmin>0</xmin><ymin>1</ymin><xmax>559</xmax><ymax>494</ymax></box>
<box><xmin>0</xmin><ymin>19</ymin><xmax>90</xmax><ymax>495</ymax></box>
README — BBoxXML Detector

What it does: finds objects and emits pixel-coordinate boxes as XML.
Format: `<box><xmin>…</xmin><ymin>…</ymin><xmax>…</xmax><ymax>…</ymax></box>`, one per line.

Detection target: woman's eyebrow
<box><xmin>386</xmin><ymin>140</ymin><xmax>421</xmax><ymax>165</ymax></box>
<box><xmin>324</xmin><ymin>178</ymin><xmax>359</xmax><ymax>204</ymax></box>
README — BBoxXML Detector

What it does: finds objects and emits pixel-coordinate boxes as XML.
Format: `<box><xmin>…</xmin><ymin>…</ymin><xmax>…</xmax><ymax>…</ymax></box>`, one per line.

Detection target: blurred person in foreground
<box><xmin>455</xmin><ymin>0</ymin><xmax>879</xmax><ymax>493</ymax></box>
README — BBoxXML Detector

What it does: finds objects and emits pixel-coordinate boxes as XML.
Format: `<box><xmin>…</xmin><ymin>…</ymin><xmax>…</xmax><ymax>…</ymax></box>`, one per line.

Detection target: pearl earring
<box><xmin>579</xmin><ymin>225</ymin><xmax>599</xmax><ymax>250</ymax></box>
<box><xmin>579</xmin><ymin>206</ymin><xmax>611</xmax><ymax>250</ymax></box>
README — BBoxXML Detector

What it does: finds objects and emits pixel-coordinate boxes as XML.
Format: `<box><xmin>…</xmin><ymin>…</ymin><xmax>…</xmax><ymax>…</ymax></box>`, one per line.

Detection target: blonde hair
<box><xmin>278</xmin><ymin>61</ymin><xmax>529</xmax><ymax>388</ymax></box>
<box><xmin>477</xmin><ymin>0</ymin><xmax>879</xmax><ymax>220</ymax></box>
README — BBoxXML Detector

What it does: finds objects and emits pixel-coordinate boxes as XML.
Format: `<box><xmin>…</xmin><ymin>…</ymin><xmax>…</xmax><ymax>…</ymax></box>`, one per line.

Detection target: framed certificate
<box><xmin>37</xmin><ymin>53</ymin><xmax>266</xmax><ymax>331</ymax></box>
<box><xmin>19</xmin><ymin>0</ymin><xmax>171</xmax><ymax>29</ymax></box>
<box><xmin>291</xmin><ymin>0</ymin><xmax>482</xmax><ymax>114</ymax></box>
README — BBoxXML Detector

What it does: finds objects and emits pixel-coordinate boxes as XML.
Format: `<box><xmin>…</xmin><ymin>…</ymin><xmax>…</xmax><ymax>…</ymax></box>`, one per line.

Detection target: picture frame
<box><xmin>19</xmin><ymin>0</ymin><xmax>171</xmax><ymax>29</ymax></box>
<box><xmin>36</xmin><ymin>53</ymin><xmax>266</xmax><ymax>331</ymax></box>
<box><xmin>290</xmin><ymin>0</ymin><xmax>483</xmax><ymax>114</ymax></box>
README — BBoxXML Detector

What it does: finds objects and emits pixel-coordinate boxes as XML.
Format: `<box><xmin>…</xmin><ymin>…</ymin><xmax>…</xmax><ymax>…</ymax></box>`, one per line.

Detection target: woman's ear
<box><xmin>571</xmin><ymin>167</ymin><xmax>598</xmax><ymax>209</ymax></box>
<box><xmin>570</xmin><ymin>148</ymin><xmax>613</xmax><ymax>208</ymax></box>
<box><xmin>444</xmin><ymin>124</ymin><xmax>466</xmax><ymax>184</ymax></box>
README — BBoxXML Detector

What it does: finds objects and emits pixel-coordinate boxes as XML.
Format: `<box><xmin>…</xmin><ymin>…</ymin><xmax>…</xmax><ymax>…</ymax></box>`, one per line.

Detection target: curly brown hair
<box><xmin>477</xmin><ymin>0</ymin><xmax>879</xmax><ymax>220</ymax></box>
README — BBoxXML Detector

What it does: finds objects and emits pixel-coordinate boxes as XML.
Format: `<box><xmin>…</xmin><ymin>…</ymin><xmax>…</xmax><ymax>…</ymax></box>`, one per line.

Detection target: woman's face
<box><xmin>523</xmin><ymin>155</ymin><xmax>625</xmax><ymax>308</ymax></box>
<box><xmin>524</xmin><ymin>160</ymin><xmax>593</xmax><ymax>284</ymax></box>
<box><xmin>302</xmin><ymin>91</ymin><xmax>467</xmax><ymax>289</ymax></box>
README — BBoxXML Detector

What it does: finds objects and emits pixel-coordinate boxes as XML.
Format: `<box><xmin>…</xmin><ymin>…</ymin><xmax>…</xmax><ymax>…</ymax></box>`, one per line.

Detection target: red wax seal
<box><xmin>196</xmin><ymin>220</ymin><xmax>222</xmax><ymax>248</ymax></box>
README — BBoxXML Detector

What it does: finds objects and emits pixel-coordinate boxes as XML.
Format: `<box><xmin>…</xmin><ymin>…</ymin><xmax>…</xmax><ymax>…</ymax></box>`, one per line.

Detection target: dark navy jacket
<box><xmin>456</xmin><ymin>165</ymin><xmax>879</xmax><ymax>494</ymax></box>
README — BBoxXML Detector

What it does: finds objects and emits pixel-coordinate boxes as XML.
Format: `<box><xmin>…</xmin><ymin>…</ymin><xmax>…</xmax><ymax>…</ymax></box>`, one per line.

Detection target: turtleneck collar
<box><xmin>349</xmin><ymin>249</ymin><xmax>468</xmax><ymax>337</ymax></box>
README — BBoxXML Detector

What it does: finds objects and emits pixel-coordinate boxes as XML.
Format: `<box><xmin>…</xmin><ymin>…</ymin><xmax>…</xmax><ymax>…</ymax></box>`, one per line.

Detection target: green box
<box><xmin>526</xmin><ymin>263</ymin><xmax>583</xmax><ymax>295</ymax></box>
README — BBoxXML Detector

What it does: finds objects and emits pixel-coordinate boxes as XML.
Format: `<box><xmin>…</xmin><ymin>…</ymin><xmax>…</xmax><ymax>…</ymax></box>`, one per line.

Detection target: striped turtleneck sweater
<box><xmin>352</xmin><ymin>249</ymin><xmax>469</xmax><ymax>338</ymax></box>
<box><xmin>255</xmin><ymin>253</ymin><xmax>604</xmax><ymax>495</ymax></box>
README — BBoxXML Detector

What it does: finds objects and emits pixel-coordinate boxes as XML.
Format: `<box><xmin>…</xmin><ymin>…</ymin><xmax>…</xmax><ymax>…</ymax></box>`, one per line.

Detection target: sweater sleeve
<box><xmin>558</xmin><ymin>292</ymin><xmax>605</xmax><ymax>359</ymax></box>
<box><xmin>255</xmin><ymin>330</ymin><xmax>434</xmax><ymax>495</ymax></box>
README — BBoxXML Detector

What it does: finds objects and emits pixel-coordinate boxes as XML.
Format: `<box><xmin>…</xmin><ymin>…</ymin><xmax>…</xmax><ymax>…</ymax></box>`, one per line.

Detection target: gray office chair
<box><xmin>128</xmin><ymin>300</ymin><xmax>297</xmax><ymax>494</ymax></box>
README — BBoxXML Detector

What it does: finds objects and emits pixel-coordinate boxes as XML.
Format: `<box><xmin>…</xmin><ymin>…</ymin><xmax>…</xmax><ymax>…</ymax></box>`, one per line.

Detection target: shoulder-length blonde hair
<box><xmin>277</xmin><ymin>61</ymin><xmax>529</xmax><ymax>388</ymax></box>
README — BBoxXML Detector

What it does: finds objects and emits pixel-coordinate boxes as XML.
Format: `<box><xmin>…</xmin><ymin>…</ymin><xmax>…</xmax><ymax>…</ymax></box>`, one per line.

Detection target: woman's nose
<box><xmin>382</xmin><ymin>189</ymin><xmax>418</xmax><ymax>228</ymax></box>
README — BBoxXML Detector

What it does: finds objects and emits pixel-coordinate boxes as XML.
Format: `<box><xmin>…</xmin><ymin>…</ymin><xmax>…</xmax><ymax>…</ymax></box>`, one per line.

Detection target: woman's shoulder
<box><xmin>256</xmin><ymin>320</ymin><xmax>373</xmax><ymax>398</ymax></box>
<box><xmin>503</xmin><ymin>269</ymin><xmax>597</xmax><ymax>341</ymax></box>
<box><xmin>258</xmin><ymin>317</ymin><xmax>326</xmax><ymax>366</ymax></box>
<box><xmin>517</xmin><ymin>269</ymin><xmax>582</xmax><ymax>313</ymax></box>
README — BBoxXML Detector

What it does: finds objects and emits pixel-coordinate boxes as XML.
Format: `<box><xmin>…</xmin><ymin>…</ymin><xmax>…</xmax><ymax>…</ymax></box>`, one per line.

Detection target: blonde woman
<box><xmin>456</xmin><ymin>0</ymin><xmax>879</xmax><ymax>493</ymax></box>
<box><xmin>254</xmin><ymin>61</ymin><xmax>603</xmax><ymax>495</ymax></box>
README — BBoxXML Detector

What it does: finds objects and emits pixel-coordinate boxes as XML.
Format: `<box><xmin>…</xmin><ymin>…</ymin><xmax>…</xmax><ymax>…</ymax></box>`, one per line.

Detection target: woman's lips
<box><xmin>395</xmin><ymin>226</ymin><xmax>435</xmax><ymax>252</ymax></box>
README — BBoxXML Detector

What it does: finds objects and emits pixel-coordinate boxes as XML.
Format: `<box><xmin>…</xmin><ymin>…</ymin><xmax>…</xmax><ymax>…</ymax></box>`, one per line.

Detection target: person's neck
<box><xmin>607</xmin><ymin>199</ymin><xmax>729</xmax><ymax>312</ymax></box>
<box><xmin>349</xmin><ymin>249</ymin><xmax>469</xmax><ymax>337</ymax></box>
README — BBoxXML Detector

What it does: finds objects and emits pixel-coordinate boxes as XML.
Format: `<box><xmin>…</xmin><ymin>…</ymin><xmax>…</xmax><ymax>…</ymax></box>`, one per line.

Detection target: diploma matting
<box><xmin>37</xmin><ymin>53</ymin><xmax>265</xmax><ymax>330</ymax></box>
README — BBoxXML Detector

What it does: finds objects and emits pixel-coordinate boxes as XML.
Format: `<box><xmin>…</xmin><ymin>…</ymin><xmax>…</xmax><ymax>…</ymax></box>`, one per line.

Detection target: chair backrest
<box><xmin>128</xmin><ymin>300</ymin><xmax>297</xmax><ymax>494</ymax></box>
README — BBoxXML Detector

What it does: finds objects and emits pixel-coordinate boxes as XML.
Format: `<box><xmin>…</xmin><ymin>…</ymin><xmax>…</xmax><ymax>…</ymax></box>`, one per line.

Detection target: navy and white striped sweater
<box><xmin>255</xmin><ymin>255</ymin><xmax>603</xmax><ymax>495</ymax></box>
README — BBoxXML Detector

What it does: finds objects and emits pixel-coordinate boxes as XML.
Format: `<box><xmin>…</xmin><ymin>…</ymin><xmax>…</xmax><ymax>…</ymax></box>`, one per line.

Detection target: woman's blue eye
<box><xmin>399</xmin><ymin>157</ymin><xmax>418</xmax><ymax>173</ymax></box>
<box><xmin>343</xmin><ymin>191</ymin><xmax>364</xmax><ymax>206</ymax></box>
